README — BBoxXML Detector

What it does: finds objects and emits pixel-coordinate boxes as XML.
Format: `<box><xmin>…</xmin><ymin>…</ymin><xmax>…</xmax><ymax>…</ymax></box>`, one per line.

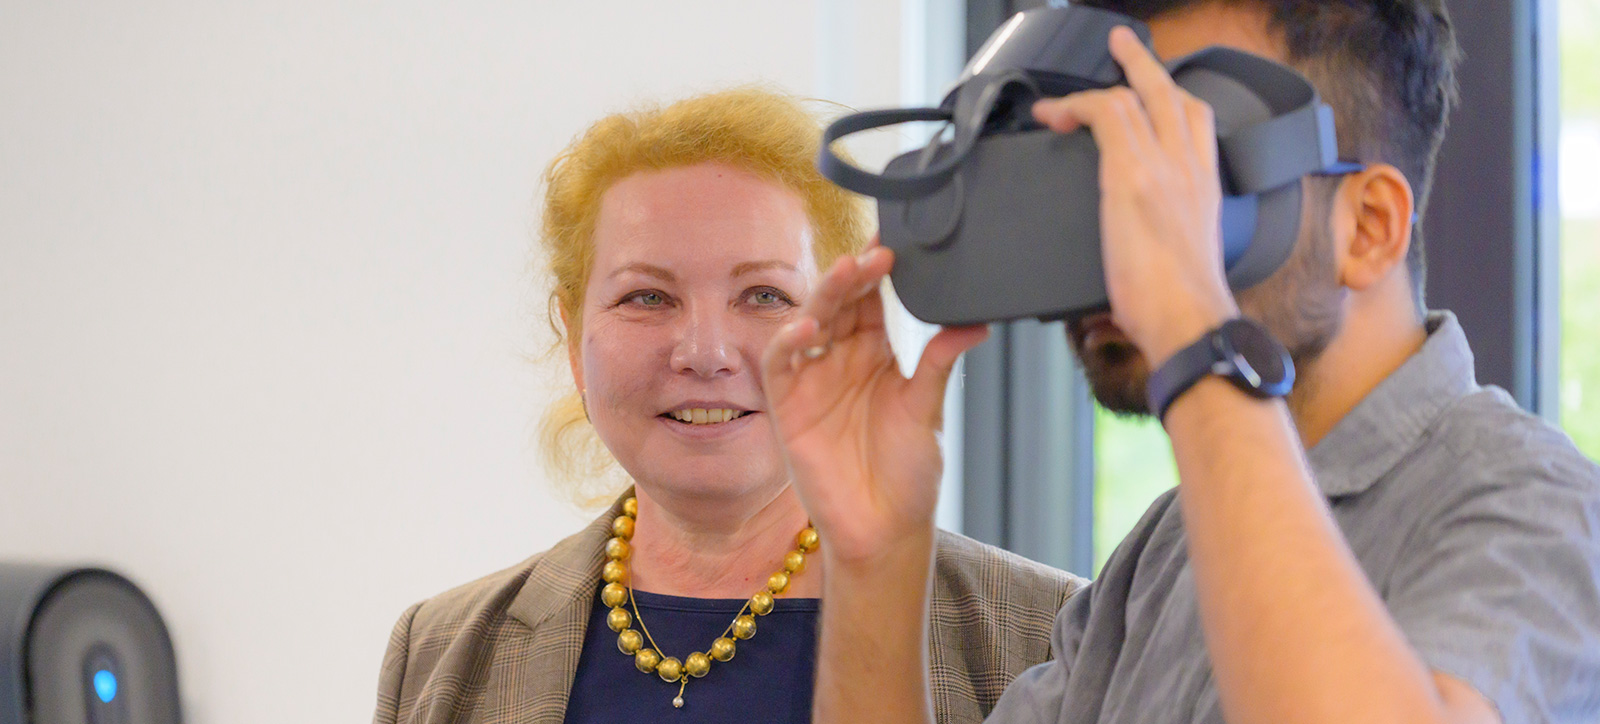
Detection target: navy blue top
<box><xmin>563</xmin><ymin>588</ymin><xmax>821</xmax><ymax>723</ymax></box>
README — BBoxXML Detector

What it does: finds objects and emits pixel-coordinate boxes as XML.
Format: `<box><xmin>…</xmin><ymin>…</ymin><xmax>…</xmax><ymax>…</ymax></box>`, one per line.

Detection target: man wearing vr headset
<box><xmin>760</xmin><ymin>1</ymin><xmax>1600</xmax><ymax>724</ymax></box>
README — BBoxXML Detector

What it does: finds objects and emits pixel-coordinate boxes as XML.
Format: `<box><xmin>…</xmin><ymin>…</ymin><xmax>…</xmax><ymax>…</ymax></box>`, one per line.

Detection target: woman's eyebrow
<box><xmin>608</xmin><ymin>263</ymin><xmax>676</xmax><ymax>282</ymax></box>
<box><xmin>730</xmin><ymin>260</ymin><xmax>798</xmax><ymax>278</ymax></box>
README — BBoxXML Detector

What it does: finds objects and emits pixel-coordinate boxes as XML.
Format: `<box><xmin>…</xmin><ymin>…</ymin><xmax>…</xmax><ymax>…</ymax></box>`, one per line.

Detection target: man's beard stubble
<box><xmin>1069</xmin><ymin>185</ymin><xmax>1347</xmax><ymax>417</ymax></box>
<box><xmin>1068</xmin><ymin>320</ymin><xmax>1152</xmax><ymax>415</ymax></box>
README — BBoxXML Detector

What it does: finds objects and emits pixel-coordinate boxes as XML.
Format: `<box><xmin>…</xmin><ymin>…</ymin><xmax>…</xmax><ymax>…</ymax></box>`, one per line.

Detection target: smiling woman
<box><xmin>370</xmin><ymin>88</ymin><xmax>1084</xmax><ymax>724</ymax></box>
<box><xmin>539</xmin><ymin>89</ymin><xmax>871</xmax><ymax>510</ymax></box>
<box><xmin>567</xmin><ymin>162</ymin><xmax>823</xmax><ymax>514</ymax></box>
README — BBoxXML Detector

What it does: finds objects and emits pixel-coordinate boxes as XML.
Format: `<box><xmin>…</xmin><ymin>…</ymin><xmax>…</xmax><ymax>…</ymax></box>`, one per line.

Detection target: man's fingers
<box><xmin>764</xmin><ymin>245</ymin><xmax>895</xmax><ymax>397</ymax></box>
<box><xmin>1031</xmin><ymin>95</ymin><xmax>1086</xmax><ymax>135</ymax></box>
<box><xmin>764</xmin><ymin>315</ymin><xmax>822</xmax><ymax>370</ymax></box>
<box><xmin>806</xmin><ymin>248</ymin><xmax>891</xmax><ymax>321</ymax></box>
<box><xmin>802</xmin><ymin>246</ymin><xmax>893</xmax><ymax>343</ymax></box>
<box><xmin>798</xmin><ymin>254</ymin><xmax>864</xmax><ymax>346</ymax></box>
<box><xmin>1186</xmin><ymin>97</ymin><xmax>1219</xmax><ymax>177</ymax></box>
<box><xmin>908</xmin><ymin>324</ymin><xmax>991</xmax><ymax>423</ymax></box>
<box><xmin>1108</xmin><ymin>26</ymin><xmax>1194</xmax><ymax>161</ymax></box>
<box><xmin>761</xmin><ymin>315</ymin><xmax>822</xmax><ymax>399</ymax></box>
<box><xmin>1031</xmin><ymin>90</ymin><xmax>1117</xmax><ymax>135</ymax></box>
<box><xmin>803</xmin><ymin>254</ymin><xmax>861</xmax><ymax>328</ymax></box>
<box><xmin>1031</xmin><ymin>89</ymin><xmax>1156</xmax><ymax>168</ymax></box>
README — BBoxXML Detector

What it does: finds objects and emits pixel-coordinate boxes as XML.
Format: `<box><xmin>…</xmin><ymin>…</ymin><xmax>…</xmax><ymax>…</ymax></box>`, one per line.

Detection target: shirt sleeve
<box><xmin>983</xmin><ymin>487</ymin><xmax>1180</xmax><ymax>724</ymax></box>
<box><xmin>1385</xmin><ymin>446</ymin><xmax>1600</xmax><ymax>724</ymax></box>
<box><xmin>984</xmin><ymin>587</ymin><xmax>1088</xmax><ymax>724</ymax></box>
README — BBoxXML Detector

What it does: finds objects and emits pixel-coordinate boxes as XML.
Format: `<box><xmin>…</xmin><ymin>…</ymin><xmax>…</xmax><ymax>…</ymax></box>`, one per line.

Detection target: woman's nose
<box><xmin>669</xmin><ymin>305</ymin><xmax>741</xmax><ymax>378</ymax></box>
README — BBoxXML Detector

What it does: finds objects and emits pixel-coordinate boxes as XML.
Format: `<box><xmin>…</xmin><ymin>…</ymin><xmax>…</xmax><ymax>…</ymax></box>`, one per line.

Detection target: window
<box><xmin>1559</xmin><ymin>0</ymin><xmax>1600</xmax><ymax>459</ymax></box>
<box><xmin>1093</xmin><ymin>408</ymin><xmax>1176</xmax><ymax>572</ymax></box>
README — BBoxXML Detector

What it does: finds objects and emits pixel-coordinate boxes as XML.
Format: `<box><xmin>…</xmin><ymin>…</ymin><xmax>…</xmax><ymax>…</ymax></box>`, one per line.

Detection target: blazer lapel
<box><xmin>506</xmin><ymin>495</ymin><xmax>627</xmax><ymax>724</ymax></box>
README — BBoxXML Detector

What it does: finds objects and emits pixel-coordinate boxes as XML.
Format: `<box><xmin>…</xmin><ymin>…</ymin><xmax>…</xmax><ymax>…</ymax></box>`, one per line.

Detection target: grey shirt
<box><xmin>988</xmin><ymin>312</ymin><xmax>1600</xmax><ymax>724</ymax></box>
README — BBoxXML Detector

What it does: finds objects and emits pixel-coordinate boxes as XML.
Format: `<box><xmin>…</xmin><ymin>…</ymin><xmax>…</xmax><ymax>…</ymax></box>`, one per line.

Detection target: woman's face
<box><xmin>572</xmin><ymin>162</ymin><xmax>819</xmax><ymax>504</ymax></box>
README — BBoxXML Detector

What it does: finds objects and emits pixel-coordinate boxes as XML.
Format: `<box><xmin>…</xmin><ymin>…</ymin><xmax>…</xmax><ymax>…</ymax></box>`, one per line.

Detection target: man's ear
<box><xmin>1333</xmin><ymin>163</ymin><xmax>1416</xmax><ymax>292</ymax></box>
<box><xmin>559</xmin><ymin>303</ymin><xmax>584</xmax><ymax>394</ymax></box>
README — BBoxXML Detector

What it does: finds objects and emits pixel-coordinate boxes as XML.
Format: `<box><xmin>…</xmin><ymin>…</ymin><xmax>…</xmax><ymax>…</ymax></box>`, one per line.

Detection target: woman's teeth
<box><xmin>668</xmin><ymin>408</ymin><xmax>745</xmax><ymax>425</ymax></box>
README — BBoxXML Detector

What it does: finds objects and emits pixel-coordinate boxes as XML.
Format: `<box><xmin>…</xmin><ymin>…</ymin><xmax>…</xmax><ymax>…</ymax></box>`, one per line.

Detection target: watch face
<box><xmin>1215</xmin><ymin>319</ymin><xmax>1294</xmax><ymax>397</ymax></box>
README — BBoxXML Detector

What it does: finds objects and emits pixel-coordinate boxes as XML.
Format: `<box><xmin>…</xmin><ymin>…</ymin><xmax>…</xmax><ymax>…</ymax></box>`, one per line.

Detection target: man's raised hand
<box><xmin>760</xmin><ymin>244</ymin><xmax>988</xmax><ymax>562</ymax></box>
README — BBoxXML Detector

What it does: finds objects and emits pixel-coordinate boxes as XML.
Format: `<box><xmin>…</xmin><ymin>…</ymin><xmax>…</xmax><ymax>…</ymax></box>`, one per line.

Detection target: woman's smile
<box><xmin>573</xmin><ymin>162</ymin><xmax>817</xmax><ymax>499</ymax></box>
<box><xmin>655</xmin><ymin>407</ymin><xmax>763</xmax><ymax>440</ymax></box>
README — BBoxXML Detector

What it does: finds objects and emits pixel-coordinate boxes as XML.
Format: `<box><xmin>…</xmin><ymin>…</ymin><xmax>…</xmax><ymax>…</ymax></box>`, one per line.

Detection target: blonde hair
<box><xmin>537</xmin><ymin>86</ymin><xmax>872</xmax><ymax>507</ymax></box>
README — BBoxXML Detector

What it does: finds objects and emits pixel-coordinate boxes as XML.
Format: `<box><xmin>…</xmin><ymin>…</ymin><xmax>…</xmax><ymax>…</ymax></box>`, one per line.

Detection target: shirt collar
<box><xmin>1306</xmin><ymin>311</ymin><xmax>1479</xmax><ymax>498</ymax></box>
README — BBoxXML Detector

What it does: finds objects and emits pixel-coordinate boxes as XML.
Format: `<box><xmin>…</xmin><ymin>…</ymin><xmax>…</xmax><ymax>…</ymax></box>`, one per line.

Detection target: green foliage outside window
<box><xmin>1093</xmin><ymin>408</ymin><xmax>1177</xmax><ymax>574</ymax></box>
<box><xmin>1563</xmin><ymin>219</ymin><xmax>1600</xmax><ymax>456</ymax></box>
<box><xmin>1560</xmin><ymin>0</ymin><xmax>1600</xmax><ymax>460</ymax></box>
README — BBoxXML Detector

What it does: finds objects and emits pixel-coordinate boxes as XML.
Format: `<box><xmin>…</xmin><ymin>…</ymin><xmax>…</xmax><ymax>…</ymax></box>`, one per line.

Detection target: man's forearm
<box><xmin>813</xmin><ymin>527</ymin><xmax>938</xmax><ymax>724</ymax></box>
<box><xmin>1165</xmin><ymin>378</ymin><xmax>1477</xmax><ymax>724</ymax></box>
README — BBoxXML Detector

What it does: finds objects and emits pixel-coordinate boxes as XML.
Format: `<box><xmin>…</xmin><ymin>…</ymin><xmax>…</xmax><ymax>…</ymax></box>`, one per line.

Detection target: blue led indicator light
<box><xmin>93</xmin><ymin>669</ymin><xmax>117</xmax><ymax>703</ymax></box>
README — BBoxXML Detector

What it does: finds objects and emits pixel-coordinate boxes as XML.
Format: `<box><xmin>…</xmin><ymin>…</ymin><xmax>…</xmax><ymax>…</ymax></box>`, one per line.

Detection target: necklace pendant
<box><xmin>673</xmin><ymin>696</ymin><xmax>685</xmax><ymax>709</ymax></box>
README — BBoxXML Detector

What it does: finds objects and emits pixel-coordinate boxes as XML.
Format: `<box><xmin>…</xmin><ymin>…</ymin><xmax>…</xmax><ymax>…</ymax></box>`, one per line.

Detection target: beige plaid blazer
<box><xmin>373</xmin><ymin>495</ymin><xmax>1085</xmax><ymax>724</ymax></box>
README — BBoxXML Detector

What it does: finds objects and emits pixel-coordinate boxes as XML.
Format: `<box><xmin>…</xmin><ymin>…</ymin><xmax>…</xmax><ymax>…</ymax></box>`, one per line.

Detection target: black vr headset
<box><xmin>818</xmin><ymin>3</ymin><xmax>1356</xmax><ymax>326</ymax></box>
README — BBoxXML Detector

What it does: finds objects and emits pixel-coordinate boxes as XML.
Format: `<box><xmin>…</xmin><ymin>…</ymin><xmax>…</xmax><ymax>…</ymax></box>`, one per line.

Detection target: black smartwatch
<box><xmin>1146</xmin><ymin>318</ymin><xmax>1295</xmax><ymax>421</ymax></box>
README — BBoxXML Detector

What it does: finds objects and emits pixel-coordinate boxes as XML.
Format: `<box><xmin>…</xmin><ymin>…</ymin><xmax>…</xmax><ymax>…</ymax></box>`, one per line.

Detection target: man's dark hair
<box><xmin>1079</xmin><ymin>0</ymin><xmax>1461</xmax><ymax>305</ymax></box>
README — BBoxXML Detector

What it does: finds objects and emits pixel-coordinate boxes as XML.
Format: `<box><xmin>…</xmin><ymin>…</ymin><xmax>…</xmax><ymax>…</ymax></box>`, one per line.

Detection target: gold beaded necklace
<box><xmin>600</xmin><ymin>496</ymin><xmax>820</xmax><ymax>709</ymax></box>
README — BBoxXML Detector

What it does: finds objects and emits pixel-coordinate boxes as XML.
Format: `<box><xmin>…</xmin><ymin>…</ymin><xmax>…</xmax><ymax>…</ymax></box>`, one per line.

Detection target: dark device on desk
<box><xmin>1</xmin><ymin>564</ymin><xmax>181</xmax><ymax>724</ymax></box>
<box><xmin>818</xmin><ymin>3</ymin><xmax>1354</xmax><ymax>326</ymax></box>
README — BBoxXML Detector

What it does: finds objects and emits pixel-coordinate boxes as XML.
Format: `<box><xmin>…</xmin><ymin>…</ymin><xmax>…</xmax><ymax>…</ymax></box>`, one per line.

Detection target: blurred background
<box><xmin>1</xmin><ymin>1</ymin><xmax>1593</xmax><ymax>722</ymax></box>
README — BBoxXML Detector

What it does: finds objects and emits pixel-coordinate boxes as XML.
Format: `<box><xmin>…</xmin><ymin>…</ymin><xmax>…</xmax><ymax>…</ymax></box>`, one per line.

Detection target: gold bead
<box><xmin>710</xmin><ymin>637</ymin><xmax>736</xmax><ymax>661</ymax></box>
<box><xmin>796</xmin><ymin>527</ymin><xmax>820</xmax><ymax>553</ymax></box>
<box><xmin>601</xmin><ymin>560</ymin><xmax>627</xmax><ymax>584</ymax></box>
<box><xmin>605</xmin><ymin>537</ymin><xmax>631</xmax><ymax>561</ymax></box>
<box><xmin>612</xmin><ymin>515</ymin><xmax>635</xmax><ymax>540</ymax></box>
<box><xmin>623</xmin><ymin>497</ymin><xmax>638</xmax><ymax>517</ymax></box>
<box><xmin>783</xmin><ymin>550</ymin><xmax>806</xmax><ymax>574</ymax></box>
<box><xmin>617</xmin><ymin>629</ymin><xmax>643</xmax><ymax>654</ymax></box>
<box><xmin>601</xmin><ymin>582</ymin><xmax>628</xmax><ymax>608</ymax></box>
<box><xmin>606</xmin><ymin>606</ymin><xmax>632</xmax><ymax>633</ymax></box>
<box><xmin>685</xmin><ymin>651</ymin><xmax>711</xmax><ymax>678</ymax></box>
<box><xmin>767</xmin><ymin>571</ymin><xmax>790</xmax><ymax>595</ymax></box>
<box><xmin>731</xmin><ymin>614</ymin><xmax>757</xmax><ymax>640</ymax></box>
<box><xmin>634</xmin><ymin>648</ymin><xmax>661</xmax><ymax>673</ymax></box>
<box><xmin>656</xmin><ymin>656</ymin><xmax>684</xmax><ymax>682</ymax></box>
<box><xmin>749</xmin><ymin>591</ymin><xmax>774</xmax><ymax>616</ymax></box>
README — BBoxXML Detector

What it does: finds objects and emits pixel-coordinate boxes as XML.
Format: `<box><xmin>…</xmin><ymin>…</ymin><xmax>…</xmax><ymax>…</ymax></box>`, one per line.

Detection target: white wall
<box><xmin>0</xmin><ymin>2</ymin><xmax>916</xmax><ymax>722</ymax></box>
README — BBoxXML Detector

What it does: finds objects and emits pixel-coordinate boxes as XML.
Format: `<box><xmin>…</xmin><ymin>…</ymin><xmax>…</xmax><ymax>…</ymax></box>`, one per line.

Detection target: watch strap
<box><xmin>1146</xmin><ymin>329</ymin><xmax>1226</xmax><ymax>422</ymax></box>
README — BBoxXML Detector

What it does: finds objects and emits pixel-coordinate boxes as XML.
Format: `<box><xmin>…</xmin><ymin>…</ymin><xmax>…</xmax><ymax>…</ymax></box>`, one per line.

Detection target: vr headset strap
<box><xmin>821</xmin><ymin>47</ymin><xmax>1345</xmax><ymax>202</ymax></box>
<box><xmin>1166</xmin><ymin>48</ymin><xmax>1344</xmax><ymax>194</ymax></box>
<box><xmin>818</xmin><ymin>71</ymin><xmax>1041</xmax><ymax>201</ymax></box>
<box><xmin>1220</xmin><ymin>103</ymin><xmax>1340</xmax><ymax>194</ymax></box>
<box><xmin>818</xmin><ymin>107</ymin><xmax>955</xmax><ymax>200</ymax></box>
